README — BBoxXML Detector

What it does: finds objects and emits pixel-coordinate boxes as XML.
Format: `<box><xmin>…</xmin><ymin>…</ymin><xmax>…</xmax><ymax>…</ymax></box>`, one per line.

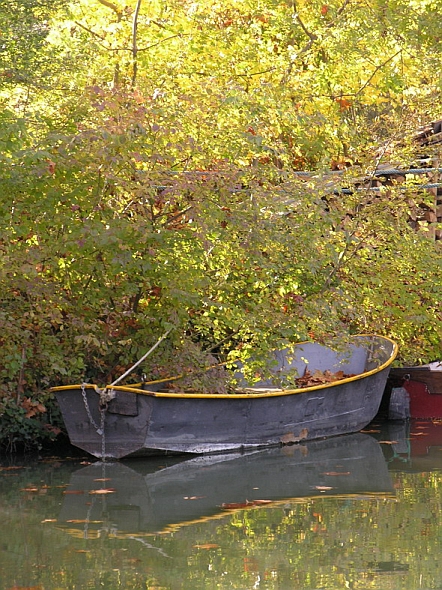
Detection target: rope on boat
<box><xmin>110</xmin><ymin>327</ymin><xmax>173</xmax><ymax>386</ymax></box>
<box><xmin>80</xmin><ymin>329</ymin><xmax>172</xmax><ymax>460</ymax></box>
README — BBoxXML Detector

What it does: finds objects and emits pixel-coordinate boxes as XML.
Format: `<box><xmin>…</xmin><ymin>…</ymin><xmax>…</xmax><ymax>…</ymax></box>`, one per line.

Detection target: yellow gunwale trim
<box><xmin>50</xmin><ymin>335</ymin><xmax>398</xmax><ymax>400</ymax></box>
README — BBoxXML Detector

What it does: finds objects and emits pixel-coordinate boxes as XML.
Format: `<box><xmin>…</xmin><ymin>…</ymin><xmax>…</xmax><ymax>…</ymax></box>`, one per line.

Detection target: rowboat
<box><xmin>57</xmin><ymin>433</ymin><xmax>394</xmax><ymax>538</ymax></box>
<box><xmin>51</xmin><ymin>335</ymin><xmax>397</xmax><ymax>459</ymax></box>
<box><xmin>387</xmin><ymin>362</ymin><xmax>442</xmax><ymax>419</ymax></box>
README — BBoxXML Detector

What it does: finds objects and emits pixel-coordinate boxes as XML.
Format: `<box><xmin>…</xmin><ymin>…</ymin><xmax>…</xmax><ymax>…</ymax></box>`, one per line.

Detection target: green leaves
<box><xmin>0</xmin><ymin>0</ymin><xmax>442</xmax><ymax>450</ymax></box>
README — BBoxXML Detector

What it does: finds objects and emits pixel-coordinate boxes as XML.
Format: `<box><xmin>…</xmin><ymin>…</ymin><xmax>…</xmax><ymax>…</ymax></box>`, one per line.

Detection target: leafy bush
<box><xmin>0</xmin><ymin>394</ymin><xmax>64</xmax><ymax>453</ymax></box>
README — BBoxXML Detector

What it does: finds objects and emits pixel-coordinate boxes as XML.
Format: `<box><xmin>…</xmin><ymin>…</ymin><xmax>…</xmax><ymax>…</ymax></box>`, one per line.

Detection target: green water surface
<box><xmin>1</xmin><ymin>421</ymin><xmax>442</xmax><ymax>590</ymax></box>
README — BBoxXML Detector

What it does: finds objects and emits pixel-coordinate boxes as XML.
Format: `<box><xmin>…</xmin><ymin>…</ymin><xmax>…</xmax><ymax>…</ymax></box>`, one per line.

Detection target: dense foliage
<box><xmin>0</xmin><ymin>0</ymin><xmax>441</xmax><ymax>447</ymax></box>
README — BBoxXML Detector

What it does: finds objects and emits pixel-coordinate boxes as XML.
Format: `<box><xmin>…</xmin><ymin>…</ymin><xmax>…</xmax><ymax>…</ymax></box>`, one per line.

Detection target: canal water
<box><xmin>1</xmin><ymin>420</ymin><xmax>442</xmax><ymax>590</ymax></box>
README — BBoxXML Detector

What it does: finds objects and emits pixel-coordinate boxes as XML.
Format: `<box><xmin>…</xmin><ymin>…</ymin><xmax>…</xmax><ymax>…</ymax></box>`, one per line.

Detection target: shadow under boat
<box><xmin>58</xmin><ymin>432</ymin><xmax>394</xmax><ymax>539</ymax></box>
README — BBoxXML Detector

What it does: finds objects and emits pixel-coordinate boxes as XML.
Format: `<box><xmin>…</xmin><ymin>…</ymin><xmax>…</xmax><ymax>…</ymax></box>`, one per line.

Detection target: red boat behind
<box><xmin>387</xmin><ymin>363</ymin><xmax>442</xmax><ymax>419</ymax></box>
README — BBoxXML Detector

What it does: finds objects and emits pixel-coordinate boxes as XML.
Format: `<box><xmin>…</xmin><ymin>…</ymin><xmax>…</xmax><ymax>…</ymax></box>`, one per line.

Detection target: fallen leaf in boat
<box><xmin>323</xmin><ymin>471</ymin><xmax>351</xmax><ymax>476</ymax></box>
<box><xmin>314</xmin><ymin>486</ymin><xmax>333</xmax><ymax>491</ymax></box>
<box><xmin>295</xmin><ymin>368</ymin><xmax>356</xmax><ymax>388</ymax></box>
<box><xmin>193</xmin><ymin>544</ymin><xmax>220</xmax><ymax>550</ymax></box>
<box><xmin>89</xmin><ymin>488</ymin><xmax>116</xmax><ymax>495</ymax></box>
<box><xmin>93</xmin><ymin>478</ymin><xmax>112</xmax><ymax>482</ymax></box>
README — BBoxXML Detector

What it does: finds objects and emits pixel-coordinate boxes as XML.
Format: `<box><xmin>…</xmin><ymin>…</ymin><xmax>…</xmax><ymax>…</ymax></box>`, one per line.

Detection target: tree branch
<box><xmin>355</xmin><ymin>49</ymin><xmax>402</xmax><ymax>96</ymax></box>
<box><xmin>325</xmin><ymin>0</ymin><xmax>352</xmax><ymax>28</ymax></box>
<box><xmin>292</xmin><ymin>1</ymin><xmax>317</xmax><ymax>42</ymax></box>
<box><xmin>137</xmin><ymin>34</ymin><xmax>184</xmax><ymax>53</ymax></box>
<box><xmin>131</xmin><ymin>0</ymin><xmax>142</xmax><ymax>87</ymax></box>
<box><xmin>74</xmin><ymin>21</ymin><xmax>108</xmax><ymax>43</ymax></box>
<box><xmin>281</xmin><ymin>0</ymin><xmax>352</xmax><ymax>84</ymax></box>
<box><xmin>96</xmin><ymin>0</ymin><xmax>122</xmax><ymax>18</ymax></box>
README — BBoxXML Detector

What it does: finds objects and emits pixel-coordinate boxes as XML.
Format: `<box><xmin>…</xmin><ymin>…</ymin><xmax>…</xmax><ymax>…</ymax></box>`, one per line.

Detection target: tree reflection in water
<box><xmin>1</xmin><ymin>424</ymin><xmax>442</xmax><ymax>589</ymax></box>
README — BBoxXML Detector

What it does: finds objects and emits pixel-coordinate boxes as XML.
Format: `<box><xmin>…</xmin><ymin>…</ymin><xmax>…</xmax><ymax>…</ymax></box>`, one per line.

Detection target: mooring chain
<box><xmin>100</xmin><ymin>404</ymin><xmax>106</xmax><ymax>460</ymax></box>
<box><xmin>81</xmin><ymin>384</ymin><xmax>116</xmax><ymax>460</ymax></box>
<box><xmin>81</xmin><ymin>383</ymin><xmax>103</xmax><ymax>434</ymax></box>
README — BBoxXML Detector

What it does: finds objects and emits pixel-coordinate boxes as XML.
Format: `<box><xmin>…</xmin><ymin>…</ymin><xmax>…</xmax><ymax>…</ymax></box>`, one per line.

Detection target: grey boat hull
<box><xmin>52</xmin><ymin>335</ymin><xmax>397</xmax><ymax>459</ymax></box>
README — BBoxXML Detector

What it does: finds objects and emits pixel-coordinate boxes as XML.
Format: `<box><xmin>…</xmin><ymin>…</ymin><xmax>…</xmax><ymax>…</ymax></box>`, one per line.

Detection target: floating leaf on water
<box><xmin>221</xmin><ymin>502</ymin><xmax>250</xmax><ymax>510</ymax></box>
<box><xmin>221</xmin><ymin>499</ymin><xmax>272</xmax><ymax>509</ymax></box>
<box><xmin>193</xmin><ymin>544</ymin><xmax>220</xmax><ymax>550</ymax></box>
<box><xmin>66</xmin><ymin>519</ymin><xmax>103</xmax><ymax>524</ymax></box>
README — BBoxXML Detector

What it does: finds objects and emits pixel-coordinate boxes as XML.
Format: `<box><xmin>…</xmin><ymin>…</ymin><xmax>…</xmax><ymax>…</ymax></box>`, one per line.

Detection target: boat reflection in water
<box><xmin>58</xmin><ymin>433</ymin><xmax>394</xmax><ymax>539</ymax></box>
<box><xmin>374</xmin><ymin>419</ymin><xmax>442</xmax><ymax>472</ymax></box>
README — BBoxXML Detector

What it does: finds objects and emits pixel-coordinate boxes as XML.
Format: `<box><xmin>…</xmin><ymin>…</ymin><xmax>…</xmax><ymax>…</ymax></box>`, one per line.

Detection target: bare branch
<box><xmin>161</xmin><ymin>206</ymin><xmax>194</xmax><ymax>229</ymax></box>
<box><xmin>237</xmin><ymin>67</ymin><xmax>277</xmax><ymax>78</ymax></box>
<box><xmin>74</xmin><ymin>21</ymin><xmax>108</xmax><ymax>43</ymax></box>
<box><xmin>355</xmin><ymin>49</ymin><xmax>402</xmax><ymax>96</ymax></box>
<box><xmin>282</xmin><ymin>0</ymin><xmax>352</xmax><ymax>84</ymax></box>
<box><xmin>326</xmin><ymin>0</ymin><xmax>352</xmax><ymax>27</ymax></box>
<box><xmin>96</xmin><ymin>0</ymin><xmax>122</xmax><ymax>18</ymax></box>
<box><xmin>137</xmin><ymin>34</ymin><xmax>184</xmax><ymax>53</ymax></box>
<box><xmin>292</xmin><ymin>1</ymin><xmax>317</xmax><ymax>42</ymax></box>
<box><xmin>131</xmin><ymin>0</ymin><xmax>142</xmax><ymax>87</ymax></box>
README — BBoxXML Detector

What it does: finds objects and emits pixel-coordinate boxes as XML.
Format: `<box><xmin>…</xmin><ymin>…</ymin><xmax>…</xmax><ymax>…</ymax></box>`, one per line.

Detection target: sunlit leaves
<box><xmin>0</xmin><ymin>0</ymin><xmax>442</xmax><ymax>451</ymax></box>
